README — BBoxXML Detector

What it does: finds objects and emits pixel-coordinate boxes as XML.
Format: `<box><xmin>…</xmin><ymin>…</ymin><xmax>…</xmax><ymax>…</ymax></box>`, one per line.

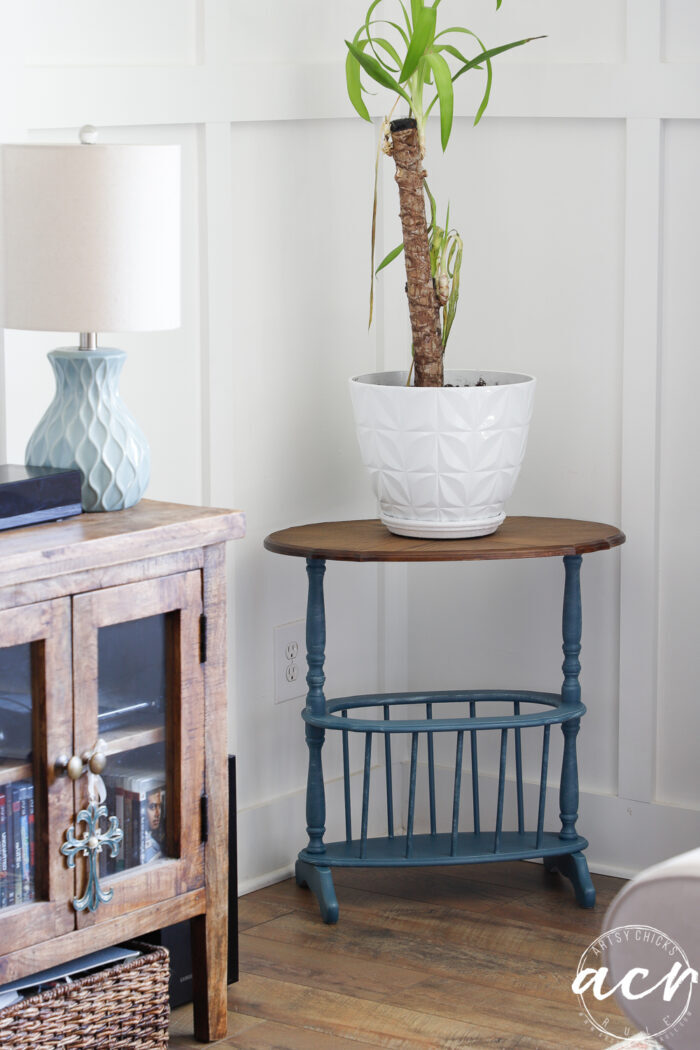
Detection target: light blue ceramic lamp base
<box><xmin>25</xmin><ymin>347</ymin><xmax>150</xmax><ymax>513</ymax></box>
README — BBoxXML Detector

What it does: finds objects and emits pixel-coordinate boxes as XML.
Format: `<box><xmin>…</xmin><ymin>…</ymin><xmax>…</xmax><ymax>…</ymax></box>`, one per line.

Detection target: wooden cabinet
<box><xmin>0</xmin><ymin>500</ymin><xmax>244</xmax><ymax>1042</ymax></box>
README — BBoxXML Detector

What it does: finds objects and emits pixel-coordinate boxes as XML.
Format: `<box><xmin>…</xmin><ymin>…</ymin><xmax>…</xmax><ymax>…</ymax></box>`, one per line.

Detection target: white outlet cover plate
<box><xmin>274</xmin><ymin>620</ymin><xmax>306</xmax><ymax>703</ymax></box>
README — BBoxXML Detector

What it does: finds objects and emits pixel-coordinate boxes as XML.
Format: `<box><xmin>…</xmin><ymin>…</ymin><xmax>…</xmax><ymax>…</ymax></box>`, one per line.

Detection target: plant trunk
<box><xmin>390</xmin><ymin>117</ymin><xmax>443</xmax><ymax>387</ymax></box>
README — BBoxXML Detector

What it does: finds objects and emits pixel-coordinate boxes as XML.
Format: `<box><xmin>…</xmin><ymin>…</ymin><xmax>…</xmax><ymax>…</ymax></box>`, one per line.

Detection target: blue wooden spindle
<box><xmin>383</xmin><ymin>705</ymin><xmax>394</xmax><ymax>839</ymax></box>
<box><xmin>426</xmin><ymin>703</ymin><xmax>436</xmax><ymax>836</ymax></box>
<box><xmin>342</xmin><ymin>709</ymin><xmax>351</xmax><ymax>844</ymax></box>
<box><xmin>469</xmin><ymin>701</ymin><xmax>480</xmax><ymax>835</ymax></box>
<box><xmin>514</xmin><ymin>701</ymin><xmax>524</xmax><ymax>835</ymax></box>
<box><xmin>406</xmin><ymin>732</ymin><xmax>419</xmax><ymax>858</ymax></box>
<box><xmin>493</xmin><ymin>729</ymin><xmax>508</xmax><ymax>853</ymax></box>
<box><xmin>559</xmin><ymin>719</ymin><xmax>581</xmax><ymax>841</ymax></box>
<box><xmin>562</xmin><ymin>555</ymin><xmax>582</xmax><ymax>705</ymax></box>
<box><xmin>304</xmin><ymin>558</ymin><xmax>328</xmax><ymax>856</ymax></box>
<box><xmin>560</xmin><ymin>555</ymin><xmax>582</xmax><ymax>841</ymax></box>
<box><xmin>451</xmin><ymin>730</ymin><xmax>464</xmax><ymax>857</ymax></box>
<box><xmin>360</xmin><ymin>732</ymin><xmax>372</xmax><ymax>859</ymax></box>
<box><xmin>536</xmin><ymin>724</ymin><xmax>551</xmax><ymax>849</ymax></box>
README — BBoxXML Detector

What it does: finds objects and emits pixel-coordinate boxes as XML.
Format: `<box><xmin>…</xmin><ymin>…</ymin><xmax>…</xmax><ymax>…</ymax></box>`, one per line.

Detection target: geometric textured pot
<box><xmin>349</xmin><ymin>369</ymin><xmax>536</xmax><ymax>538</ymax></box>
<box><xmin>26</xmin><ymin>348</ymin><xmax>150</xmax><ymax>513</ymax></box>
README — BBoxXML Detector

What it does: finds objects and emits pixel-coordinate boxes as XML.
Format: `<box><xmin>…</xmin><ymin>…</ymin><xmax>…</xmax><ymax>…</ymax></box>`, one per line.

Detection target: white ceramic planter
<box><xmin>349</xmin><ymin>370</ymin><xmax>536</xmax><ymax>539</ymax></box>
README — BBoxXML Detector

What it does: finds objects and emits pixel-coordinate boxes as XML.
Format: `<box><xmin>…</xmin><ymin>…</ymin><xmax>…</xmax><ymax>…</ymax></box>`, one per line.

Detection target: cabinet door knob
<box><xmin>57</xmin><ymin>754</ymin><xmax>85</xmax><ymax>780</ymax></box>
<box><xmin>89</xmin><ymin>751</ymin><xmax>106</xmax><ymax>775</ymax></box>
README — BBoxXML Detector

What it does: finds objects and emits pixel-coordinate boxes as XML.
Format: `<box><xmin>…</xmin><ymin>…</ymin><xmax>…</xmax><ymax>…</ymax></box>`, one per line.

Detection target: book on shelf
<box><xmin>0</xmin><ymin>783</ymin><xmax>10</xmax><ymax>908</ymax></box>
<box><xmin>0</xmin><ymin>763</ymin><xmax>166</xmax><ymax>906</ymax></box>
<box><xmin>100</xmin><ymin>764</ymin><xmax>166</xmax><ymax>876</ymax></box>
<box><xmin>0</xmin><ymin>780</ymin><xmax>34</xmax><ymax>910</ymax></box>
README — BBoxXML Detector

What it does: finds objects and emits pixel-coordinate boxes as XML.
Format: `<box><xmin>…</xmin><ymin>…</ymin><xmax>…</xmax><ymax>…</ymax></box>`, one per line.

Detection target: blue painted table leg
<box><xmin>547</xmin><ymin>555</ymin><xmax>596</xmax><ymax>908</ymax></box>
<box><xmin>295</xmin><ymin>860</ymin><xmax>339</xmax><ymax>924</ymax></box>
<box><xmin>298</xmin><ymin>558</ymin><xmax>340</xmax><ymax>922</ymax></box>
<box><xmin>544</xmin><ymin>853</ymin><xmax>596</xmax><ymax>908</ymax></box>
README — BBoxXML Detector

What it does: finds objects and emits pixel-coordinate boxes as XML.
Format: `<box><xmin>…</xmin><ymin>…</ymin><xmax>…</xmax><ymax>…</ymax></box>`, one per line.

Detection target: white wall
<box><xmin>1</xmin><ymin>0</ymin><xmax>699</xmax><ymax>891</ymax></box>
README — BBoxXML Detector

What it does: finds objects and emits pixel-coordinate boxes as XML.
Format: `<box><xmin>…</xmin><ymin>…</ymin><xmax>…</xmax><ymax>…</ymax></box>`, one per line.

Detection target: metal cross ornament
<box><xmin>60</xmin><ymin>739</ymin><xmax>123</xmax><ymax>913</ymax></box>
<box><xmin>61</xmin><ymin>801</ymin><xmax>123</xmax><ymax>912</ymax></box>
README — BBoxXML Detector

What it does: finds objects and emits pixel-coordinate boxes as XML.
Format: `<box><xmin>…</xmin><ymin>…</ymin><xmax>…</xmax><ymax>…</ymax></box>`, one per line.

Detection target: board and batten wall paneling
<box><xmin>1</xmin><ymin>0</ymin><xmax>699</xmax><ymax>890</ymax></box>
<box><xmin>614</xmin><ymin>1</ymin><xmax>664</xmax><ymax>807</ymax></box>
<box><xmin>663</xmin><ymin>0</ymin><xmax>700</xmax><ymax>63</ymax></box>
<box><xmin>656</xmin><ymin>119</ymin><xmax>700</xmax><ymax>811</ymax></box>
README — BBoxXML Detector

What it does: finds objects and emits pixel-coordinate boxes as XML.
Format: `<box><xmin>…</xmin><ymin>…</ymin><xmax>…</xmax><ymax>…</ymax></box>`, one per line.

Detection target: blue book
<box><xmin>0</xmin><ymin>465</ymin><xmax>82</xmax><ymax>531</ymax></box>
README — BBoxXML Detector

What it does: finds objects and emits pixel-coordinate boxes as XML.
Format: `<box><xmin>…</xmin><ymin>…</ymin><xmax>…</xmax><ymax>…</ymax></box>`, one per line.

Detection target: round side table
<box><xmin>265</xmin><ymin>516</ymin><xmax>625</xmax><ymax>923</ymax></box>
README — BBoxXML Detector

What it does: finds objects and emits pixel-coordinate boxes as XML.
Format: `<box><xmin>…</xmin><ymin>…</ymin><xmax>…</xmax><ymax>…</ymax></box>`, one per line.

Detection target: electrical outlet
<box><xmin>274</xmin><ymin>620</ymin><xmax>305</xmax><ymax>703</ymax></box>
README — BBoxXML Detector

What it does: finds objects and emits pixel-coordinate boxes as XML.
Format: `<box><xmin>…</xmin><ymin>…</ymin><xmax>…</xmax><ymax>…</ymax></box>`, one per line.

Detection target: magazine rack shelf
<box><xmin>265</xmin><ymin>517</ymin><xmax>625</xmax><ymax>924</ymax></box>
<box><xmin>0</xmin><ymin>500</ymin><xmax>244</xmax><ymax>1042</ymax></box>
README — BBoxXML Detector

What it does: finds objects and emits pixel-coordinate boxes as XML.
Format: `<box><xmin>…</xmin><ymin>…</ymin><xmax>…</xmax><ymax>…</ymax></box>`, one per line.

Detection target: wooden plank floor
<box><xmin>170</xmin><ymin>862</ymin><xmax>629</xmax><ymax>1049</ymax></box>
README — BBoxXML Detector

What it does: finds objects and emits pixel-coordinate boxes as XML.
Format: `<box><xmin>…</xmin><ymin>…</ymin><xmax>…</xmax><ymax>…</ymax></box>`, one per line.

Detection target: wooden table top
<box><xmin>264</xmin><ymin>517</ymin><xmax>625</xmax><ymax>563</ymax></box>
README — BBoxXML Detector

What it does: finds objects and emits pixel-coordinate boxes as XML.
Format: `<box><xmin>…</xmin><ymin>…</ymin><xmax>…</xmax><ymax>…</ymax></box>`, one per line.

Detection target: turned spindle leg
<box><xmin>545</xmin><ymin>555</ymin><xmax>595</xmax><ymax>908</ymax></box>
<box><xmin>296</xmin><ymin>558</ymin><xmax>338</xmax><ymax>923</ymax></box>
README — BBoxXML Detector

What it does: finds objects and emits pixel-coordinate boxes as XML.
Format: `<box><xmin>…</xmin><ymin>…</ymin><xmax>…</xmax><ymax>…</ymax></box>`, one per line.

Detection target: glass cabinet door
<box><xmin>0</xmin><ymin>598</ymin><xmax>75</xmax><ymax>949</ymax></box>
<box><xmin>97</xmin><ymin>614</ymin><xmax>168</xmax><ymax>875</ymax></box>
<box><xmin>71</xmin><ymin>571</ymin><xmax>205</xmax><ymax>928</ymax></box>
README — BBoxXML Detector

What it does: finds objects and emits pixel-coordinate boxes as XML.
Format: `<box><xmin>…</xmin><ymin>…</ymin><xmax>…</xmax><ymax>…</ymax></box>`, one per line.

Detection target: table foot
<box><xmin>295</xmin><ymin>860</ymin><xmax>339</xmax><ymax>924</ymax></box>
<box><xmin>544</xmin><ymin>851</ymin><xmax>596</xmax><ymax>909</ymax></box>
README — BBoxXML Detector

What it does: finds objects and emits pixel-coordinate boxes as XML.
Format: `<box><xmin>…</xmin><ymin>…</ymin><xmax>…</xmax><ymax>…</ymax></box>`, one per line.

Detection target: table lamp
<box><xmin>0</xmin><ymin>128</ymin><xmax>181</xmax><ymax>512</ymax></box>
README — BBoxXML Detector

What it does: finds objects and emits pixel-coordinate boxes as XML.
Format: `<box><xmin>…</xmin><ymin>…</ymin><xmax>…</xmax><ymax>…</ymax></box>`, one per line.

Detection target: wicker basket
<box><xmin>0</xmin><ymin>942</ymin><xmax>169</xmax><ymax>1049</ymax></box>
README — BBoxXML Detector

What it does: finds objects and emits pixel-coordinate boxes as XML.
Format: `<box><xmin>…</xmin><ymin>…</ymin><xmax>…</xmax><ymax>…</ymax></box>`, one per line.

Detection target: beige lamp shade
<box><xmin>1</xmin><ymin>143</ymin><xmax>181</xmax><ymax>332</ymax></box>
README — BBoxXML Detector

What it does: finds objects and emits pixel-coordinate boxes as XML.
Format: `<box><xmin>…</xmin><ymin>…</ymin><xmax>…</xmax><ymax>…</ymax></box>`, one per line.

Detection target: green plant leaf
<box><xmin>424</xmin><ymin>180</ymin><xmax>437</xmax><ymax>231</ymax></box>
<box><xmin>435</xmin><ymin>42</ymin><xmax>472</xmax><ymax>65</ymax></box>
<box><xmin>473</xmin><ymin>52</ymin><xmax>493</xmax><ymax>125</ymax></box>
<box><xmin>363</xmin><ymin>0</ymin><xmax>385</xmax><ymax>42</ymax></box>
<box><xmin>430</xmin><ymin>26</ymin><xmax>495</xmax><ymax>125</ymax></box>
<box><xmin>442</xmin><ymin>235</ymin><xmax>462</xmax><ymax>348</ymax></box>
<box><xmin>370</xmin><ymin>36</ymin><xmax>403</xmax><ymax>71</ymax></box>
<box><xmin>496</xmin><ymin>0</ymin><xmax>503</xmax><ymax>9</ymax></box>
<box><xmin>427</xmin><ymin>27</ymin><xmax>483</xmax><ymax>115</ymax></box>
<box><xmin>434</xmin><ymin>25</ymin><xmax>485</xmax><ymax>43</ymax></box>
<box><xmin>410</xmin><ymin>0</ymin><xmax>424</xmax><ymax>26</ymax></box>
<box><xmin>425</xmin><ymin>51</ymin><xmax>454</xmax><ymax>149</ymax></box>
<box><xmin>368</xmin><ymin>126</ymin><xmax>382</xmax><ymax>329</ymax></box>
<box><xmin>370</xmin><ymin>18</ymin><xmax>410</xmax><ymax>48</ymax></box>
<box><xmin>376</xmin><ymin>242</ymin><xmax>405</xmax><ymax>273</ymax></box>
<box><xmin>400</xmin><ymin>6</ymin><xmax>437</xmax><ymax>82</ymax></box>
<box><xmin>346</xmin><ymin>47</ymin><xmax>371</xmax><ymax>121</ymax></box>
<box><xmin>346</xmin><ymin>39</ymin><xmax>414</xmax><ymax>109</ymax></box>
<box><xmin>430</xmin><ymin>225</ymin><xmax>444</xmax><ymax>275</ymax></box>
<box><xmin>398</xmin><ymin>0</ymin><xmax>413</xmax><ymax>36</ymax></box>
<box><xmin>452</xmin><ymin>36</ymin><xmax>545</xmax><ymax>84</ymax></box>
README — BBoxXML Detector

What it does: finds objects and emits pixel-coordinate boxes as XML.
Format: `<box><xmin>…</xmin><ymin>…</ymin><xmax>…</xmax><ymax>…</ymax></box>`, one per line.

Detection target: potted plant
<box><xmin>346</xmin><ymin>0</ymin><xmax>543</xmax><ymax>538</ymax></box>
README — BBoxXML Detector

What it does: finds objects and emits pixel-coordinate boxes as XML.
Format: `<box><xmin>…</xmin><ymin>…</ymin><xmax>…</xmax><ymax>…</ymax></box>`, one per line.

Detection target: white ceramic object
<box><xmin>349</xmin><ymin>370</ymin><xmax>536</xmax><ymax>539</ymax></box>
<box><xmin>603</xmin><ymin>848</ymin><xmax>700</xmax><ymax>1050</ymax></box>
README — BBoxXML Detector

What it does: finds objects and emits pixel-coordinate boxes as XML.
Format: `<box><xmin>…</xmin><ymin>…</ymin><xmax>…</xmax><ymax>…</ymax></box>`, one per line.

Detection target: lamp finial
<box><xmin>79</xmin><ymin>125</ymin><xmax>98</xmax><ymax>145</ymax></box>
